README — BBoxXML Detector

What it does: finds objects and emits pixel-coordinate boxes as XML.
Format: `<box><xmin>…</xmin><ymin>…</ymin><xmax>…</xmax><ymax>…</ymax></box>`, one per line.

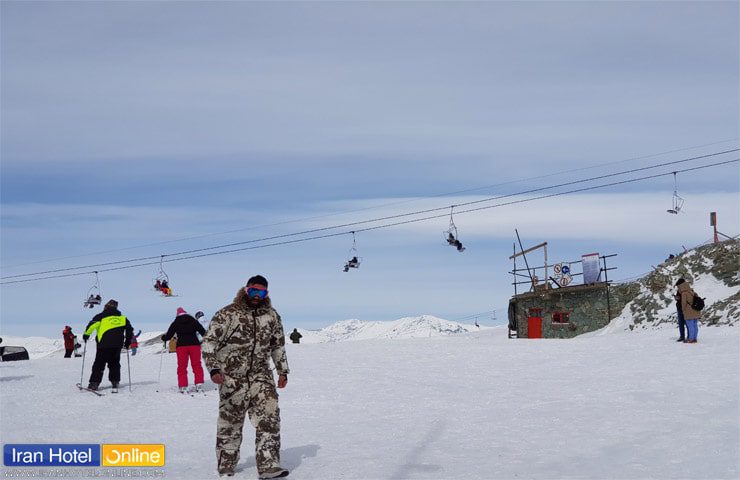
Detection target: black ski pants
<box><xmin>89</xmin><ymin>346</ymin><xmax>122</xmax><ymax>384</ymax></box>
<box><xmin>64</xmin><ymin>349</ymin><xmax>73</xmax><ymax>358</ymax></box>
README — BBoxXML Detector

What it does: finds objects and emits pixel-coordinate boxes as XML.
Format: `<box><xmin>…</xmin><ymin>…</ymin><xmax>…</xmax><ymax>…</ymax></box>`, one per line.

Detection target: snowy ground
<box><xmin>1</xmin><ymin>326</ymin><xmax>738</xmax><ymax>479</ymax></box>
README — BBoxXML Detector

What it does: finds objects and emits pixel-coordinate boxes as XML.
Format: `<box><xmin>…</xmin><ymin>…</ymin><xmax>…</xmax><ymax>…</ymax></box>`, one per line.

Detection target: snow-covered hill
<box><xmin>608</xmin><ymin>240</ymin><xmax>739</xmax><ymax>332</ymax></box>
<box><xmin>1</xmin><ymin>325</ymin><xmax>738</xmax><ymax>479</ymax></box>
<box><xmin>296</xmin><ymin>315</ymin><xmax>484</xmax><ymax>343</ymax></box>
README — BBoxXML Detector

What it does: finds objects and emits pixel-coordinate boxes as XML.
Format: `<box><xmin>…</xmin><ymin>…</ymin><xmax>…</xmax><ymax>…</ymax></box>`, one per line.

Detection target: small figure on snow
<box><xmin>130</xmin><ymin>330</ymin><xmax>142</xmax><ymax>355</ymax></box>
<box><xmin>63</xmin><ymin>326</ymin><xmax>76</xmax><ymax>358</ymax></box>
<box><xmin>673</xmin><ymin>283</ymin><xmax>686</xmax><ymax>343</ymax></box>
<box><xmin>289</xmin><ymin>328</ymin><xmax>302</xmax><ymax>344</ymax></box>
<box><xmin>676</xmin><ymin>278</ymin><xmax>701</xmax><ymax>344</ymax></box>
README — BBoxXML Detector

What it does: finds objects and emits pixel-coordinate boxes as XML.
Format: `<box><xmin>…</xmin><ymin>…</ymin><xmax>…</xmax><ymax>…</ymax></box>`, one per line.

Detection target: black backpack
<box><xmin>691</xmin><ymin>293</ymin><xmax>705</xmax><ymax>311</ymax></box>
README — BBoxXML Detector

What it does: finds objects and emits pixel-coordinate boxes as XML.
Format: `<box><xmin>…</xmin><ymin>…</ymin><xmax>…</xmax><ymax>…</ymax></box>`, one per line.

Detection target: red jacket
<box><xmin>62</xmin><ymin>328</ymin><xmax>75</xmax><ymax>349</ymax></box>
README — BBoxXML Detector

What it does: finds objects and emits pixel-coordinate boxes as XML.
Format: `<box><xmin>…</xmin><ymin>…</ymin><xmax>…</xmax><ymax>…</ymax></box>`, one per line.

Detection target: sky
<box><xmin>1</xmin><ymin>1</ymin><xmax>739</xmax><ymax>336</ymax></box>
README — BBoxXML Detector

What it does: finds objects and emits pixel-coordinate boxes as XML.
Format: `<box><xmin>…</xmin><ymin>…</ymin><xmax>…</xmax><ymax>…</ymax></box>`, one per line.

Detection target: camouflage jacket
<box><xmin>202</xmin><ymin>289</ymin><xmax>290</xmax><ymax>384</ymax></box>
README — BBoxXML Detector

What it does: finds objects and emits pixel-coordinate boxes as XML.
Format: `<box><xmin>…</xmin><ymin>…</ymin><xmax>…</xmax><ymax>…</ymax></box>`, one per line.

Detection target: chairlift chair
<box><xmin>83</xmin><ymin>271</ymin><xmax>102</xmax><ymax>309</ymax></box>
<box><xmin>342</xmin><ymin>232</ymin><xmax>362</xmax><ymax>272</ymax></box>
<box><xmin>443</xmin><ymin>207</ymin><xmax>465</xmax><ymax>252</ymax></box>
<box><xmin>667</xmin><ymin>172</ymin><xmax>685</xmax><ymax>214</ymax></box>
<box><xmin>154</xmin><ymin>256</ymin><xmax>176</xmax><ymax>296</ymax></box>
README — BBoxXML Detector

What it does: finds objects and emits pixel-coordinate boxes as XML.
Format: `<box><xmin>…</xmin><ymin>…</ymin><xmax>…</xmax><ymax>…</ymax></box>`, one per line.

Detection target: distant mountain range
<box><xmin>2</xmin><ymin>316</ymin><xmax>484</xmax><ymax>358</ymax></box>
<box><xmin>294</xmin><ymin>315</ymin><xmax>484</xmax><ymax>344</ymax></box>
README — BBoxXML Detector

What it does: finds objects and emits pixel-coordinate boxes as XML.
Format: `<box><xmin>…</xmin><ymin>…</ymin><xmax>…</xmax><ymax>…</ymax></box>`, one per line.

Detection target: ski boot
<box><xmin>259</xmin><ymin>467</ymin><xmax>290</xmax><ymax>479</ymax></box>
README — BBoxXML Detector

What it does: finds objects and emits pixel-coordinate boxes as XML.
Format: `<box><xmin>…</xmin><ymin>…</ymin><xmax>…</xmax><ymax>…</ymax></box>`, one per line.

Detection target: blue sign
<box><xmin>4</xmin><ymin>444</ymin><xmax>100</xmax><ymax>467</ymax></box>
<box><xmin>561</xmin><ymin>265</ymin><xmax>571</xmax><ymax>275</ymax></box>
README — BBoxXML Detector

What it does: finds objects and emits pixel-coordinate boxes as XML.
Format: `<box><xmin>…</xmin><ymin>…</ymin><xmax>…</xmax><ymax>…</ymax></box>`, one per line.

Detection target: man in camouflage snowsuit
<box><xmin>202</xmin><ymin>275</ymin><xmax>290</xmax><ymax>479</ymax></box>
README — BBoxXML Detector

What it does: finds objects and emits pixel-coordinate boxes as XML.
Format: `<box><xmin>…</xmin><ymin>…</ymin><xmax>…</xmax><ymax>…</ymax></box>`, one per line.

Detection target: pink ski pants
<box><xmin>176</xmin><ymin>345</ymin><xmax>205</xmax><ymax>388</ymax></box>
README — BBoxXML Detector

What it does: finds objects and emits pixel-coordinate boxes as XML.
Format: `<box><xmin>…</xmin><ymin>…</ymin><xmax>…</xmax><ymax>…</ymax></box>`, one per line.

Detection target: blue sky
<box><xmin>1</xmin><ymin>1</ymin><xmax>738</xmax><ymax>336</ymax></box>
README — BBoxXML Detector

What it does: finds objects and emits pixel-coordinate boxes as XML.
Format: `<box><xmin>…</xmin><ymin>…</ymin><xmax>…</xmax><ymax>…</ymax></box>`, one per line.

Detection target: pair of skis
<box><xmin>76</xmin><ymin>383</ymin><xmax>119</xmax><ymax>396</ymax></box>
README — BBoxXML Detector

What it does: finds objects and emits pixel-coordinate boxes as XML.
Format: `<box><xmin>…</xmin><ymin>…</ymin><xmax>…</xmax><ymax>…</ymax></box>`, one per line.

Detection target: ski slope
<box><xmin>1</xmin><ymin>325</ymin><xmax>738</xmax><ymax>479</ymax></box>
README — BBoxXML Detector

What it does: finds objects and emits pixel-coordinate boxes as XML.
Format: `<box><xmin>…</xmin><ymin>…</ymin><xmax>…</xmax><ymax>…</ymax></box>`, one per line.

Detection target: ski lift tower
<box><xmin>710</xmin><ymin>211</ymin><xmax>735</xmax><ymax>243</ymax></box>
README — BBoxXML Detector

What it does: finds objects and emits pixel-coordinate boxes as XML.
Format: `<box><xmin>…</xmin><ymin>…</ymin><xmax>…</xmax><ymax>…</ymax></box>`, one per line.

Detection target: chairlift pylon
<box><xmin>667</xmin><ymin>172</ymin><xmax>684</xmax><ymax>214</ymax></box>
<box><xmin>342</xmin><ymin>232</ymin><xmax>362</xmax><ymax>272</ymax></box>
<box><xmin>83</xmin><ymin>271</ymin><xmax>102</xmax><ymax>309</ymax></box>
<box><xmin>443</xmin><ymin>206</ymin><xmax>466</xmax><ymax>252</ymax></box>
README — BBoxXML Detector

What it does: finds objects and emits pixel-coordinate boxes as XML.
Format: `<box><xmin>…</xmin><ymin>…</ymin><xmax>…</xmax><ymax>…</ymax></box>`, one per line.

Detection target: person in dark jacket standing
<box><xmin>62</xmin><ymin>326</ymin><xmax>76</xmax><ymax>358</ymax></box>
<box><xmin>289</xmin><ymin>328</ymin><xmax>302</xmax><ymax>344</ymax></box>
<box><xmin>83</xmin><ymin>299</ymin><xmax>134</xmax><ymax>391</ymax></box>
<box><xmin>162</xmin><ymin>307</ymin><xmax>206</xmax><ymax>393</ymax></box>
<box><xmin>674</xmin><ymin>281</ymin><xmax>687</xmax><ymax>342</ymax></box>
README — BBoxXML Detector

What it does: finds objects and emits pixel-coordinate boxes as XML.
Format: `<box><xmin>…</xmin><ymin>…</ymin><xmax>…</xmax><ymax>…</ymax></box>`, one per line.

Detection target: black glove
<box><xmin>82</xmin><ymin>334</ymin><xmax>89</xmax><ymax>342</ymax></box>
<box><xmin>124</xmin><ymin>342</ymin><xmax>130</xmax><ymax>349</ymax></box>
<box><xmin>161</xmin><ymin>335</ymin><xmax>166</xmax><ymax>341</ymax></box>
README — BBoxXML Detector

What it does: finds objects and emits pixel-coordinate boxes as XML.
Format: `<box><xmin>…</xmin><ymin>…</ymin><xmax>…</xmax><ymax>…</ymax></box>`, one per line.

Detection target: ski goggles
<box><xmin>246</xmin><ymin>286</ymin><xmax>268</xmax><ymax>299</ymax></box>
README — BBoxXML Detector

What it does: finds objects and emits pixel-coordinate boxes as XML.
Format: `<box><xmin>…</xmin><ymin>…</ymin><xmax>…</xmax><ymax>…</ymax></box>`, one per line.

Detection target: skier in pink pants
<box><xmin>162</xmin><ymin>307</ymin><xmax>207</xmax><ymax>393</ymax></box>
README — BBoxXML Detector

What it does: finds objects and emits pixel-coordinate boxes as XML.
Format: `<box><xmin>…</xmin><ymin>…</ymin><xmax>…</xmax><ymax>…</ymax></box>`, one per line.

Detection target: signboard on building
<box><xmin>582</xmin><ymin>253</ymin><xmax>601</xmax><ymax>284</ymax></box>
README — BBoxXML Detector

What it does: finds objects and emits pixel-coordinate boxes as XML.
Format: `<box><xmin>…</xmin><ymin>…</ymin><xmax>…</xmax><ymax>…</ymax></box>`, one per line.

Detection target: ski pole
<box><xmin>156</xmin><ymin>341</ymin><xmax>165</xmax><ymax>392</ymax></box>
<box><xmin>126</xmin><ymin>346</ymin><xmax>132</xmax><ymax>392</ymax></box>
<box><xmin>79</xmin><ymin>341</ymin><xmax>87</xmax><ymax>387</ymax></box>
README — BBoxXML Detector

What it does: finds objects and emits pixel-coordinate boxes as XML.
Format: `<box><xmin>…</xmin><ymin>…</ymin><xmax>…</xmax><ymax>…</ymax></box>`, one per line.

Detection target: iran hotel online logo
<box><xmin>3</xmin><ymin>444</ymin><xmax>165</xmax><ymax>467</ymax></box>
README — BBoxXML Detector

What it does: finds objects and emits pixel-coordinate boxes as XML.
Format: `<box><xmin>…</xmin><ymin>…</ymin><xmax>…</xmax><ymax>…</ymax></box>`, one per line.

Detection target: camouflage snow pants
<box><xmin>216</xmin><ymin>379</ymin><xmax>281</xmax><ymax>475</ymax></box>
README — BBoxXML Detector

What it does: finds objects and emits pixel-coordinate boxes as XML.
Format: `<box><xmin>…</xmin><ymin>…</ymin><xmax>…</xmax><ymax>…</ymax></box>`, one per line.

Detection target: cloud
<box><xmin>2</xmin><ymin>2</ymin><xmax>737</xmax><ymax>163</ymax></box>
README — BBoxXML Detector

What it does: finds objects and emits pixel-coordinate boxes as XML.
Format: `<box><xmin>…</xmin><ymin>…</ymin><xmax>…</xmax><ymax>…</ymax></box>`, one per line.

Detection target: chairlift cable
<box><xmin>1</xmin><ymin>144</ymin><xmax>737</xmax><ymax>272</ymax></box>
<box><xmin>1</xmin><ymin>157</ymin><xmax>738</xmax><ymax>284</ymax></box>
<box><xmin>4</xmin><ymin>157</ymin><xmax>738</xmax><ymax>283</ymax></box>
<box><xmin>2</xmin><ymin>150</ymin><xmax>735</xmax><ymax>281</ymax></box>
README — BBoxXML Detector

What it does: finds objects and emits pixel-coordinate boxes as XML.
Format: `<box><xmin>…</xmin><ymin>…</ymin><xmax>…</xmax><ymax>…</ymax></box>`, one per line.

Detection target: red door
<box><xmin>527</xmin><ymin>308</ymin><xmax>543</xmax><ymax>338</ymax></box>
<box><xmin>527</xmin><ymin>317</ymin><xmax>542</xmax><ymax>338</ymax></box>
